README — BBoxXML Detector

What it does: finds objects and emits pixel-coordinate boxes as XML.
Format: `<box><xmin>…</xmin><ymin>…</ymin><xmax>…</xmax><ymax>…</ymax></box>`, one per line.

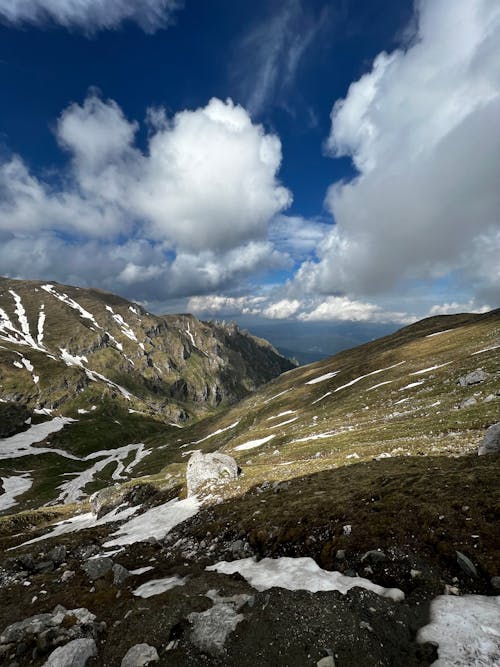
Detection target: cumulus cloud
<box><xmin>296</xmin><ymin>0</ymin><xmax>500</xmax><ymax>300</ymax></box>
<box><xmin>0</xmin><ymin>93</ymin><xmax>292</xmax><ymax>300</ymax></box>
<box><xmin>0</xmin><ymin>0</ymin><xmax>181</xmax><ymax>33</ymax></box>
<box><xmin>298</xmin><ymin>296</ymin><xmax>412</xmax><ymax>324</ymax></box>
<box><xmin>188</xmin><ymin>292</ymin><xmax>412</xmax><ymax>324</ymax></box>
<box><xmin>427</xmin><ymin>301</ymin><xmax>492</xmax><ymax>316</ymax></box>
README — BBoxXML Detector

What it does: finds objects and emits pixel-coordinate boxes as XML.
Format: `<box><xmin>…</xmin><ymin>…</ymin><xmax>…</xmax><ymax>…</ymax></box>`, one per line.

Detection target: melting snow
<box><xmin>305</xmin><ymin>371</ymin><xmax>339</xmax><ymax>385</ymax></box>
<box><xmin>103</xmin><ymin>496</ymin><xmax>200</xmax><ymax>548</ymax></box>
<box><xmin>105</xmin><ymin>306</ymin><xmax>137</xmax><ymax>341</ymax></box>
<box><xmin>133</xmin><ymin>576</ymin><xmax>186</xmax><ymax>598</ymax></box>
<box><xmin>410</xmin><ymin>362</ymin><xmax>451</xmax><ymax>375</ymax></box>
<box><xmin>0</xmin><ymin>473</ymin><xmax>32</xmax><ymax>512</ymax></box>
<box><xmin>60</xmin><ymin>348</ymin><xmax>88</xmax><ymax>367</ymax></box>
<box><xmin>417</xmin><ymin>594</ymin><xmax>500</xmax><ymax>666</ymax></box>
<box><xmin>399</xmin><ymin>381</ymin><xmax>425</xmax><ymax>391</ymax></box>
<box><xmin>194</xmin><ymin>421</ymin><xmax>240</xmax><ymax>444</ymax></box>
<box><xmin>185</xmin><ymin>322</ymin><xmax>196</xmax><ymax>347</ymax></box>
<box><xmin>129</xmin><ymin>566</ymin><xmax>154</xmax><ymax>575</ymax></box>
<box><xmin>426</xmin><ymin>328</ymin><xmax>454</xmax><ymax>338</ymax></box>
<box><xmin>269</xmin><ymin>417</ymin><xmax>298</xmax><ymax>429</ymax></box>
<box><xmin>0</xmin><ymin>417</ymin><xmax>77</xmax><ymax>460</ymax></box>
<box><xmin>333</xmin><ymin>361</ymin><xmax>406</xmax><ymax>393</ymax></box>
<box><xmin>41</xmin><ymin>284</ymin><xmax>101</xmax><ymax>329</ymax></box>
<box><xmin>37</xmin><ymin>304</ymin><xmax>45</xmax><ymax>346</ymax></box>
<box><xmin>472</xmin><ymin>344</ymin><xmax>500</xmax><ymax>356</ymax></box>
<box><xmin>15</xmin><ymin>504</ymin><xmax>139</xmax><ymax>548</ymax></box>
<box><xmin>207</xmin><ymin>557</ymin><xmax>404</xmax><ymax>601</ymax></box>
<box><xmin>312</xmin><ymin>392</ymin><xmax>332</xmax><ymax>404</ymax></box>
<box><xmin>233</xmin><ymin>435</ymin><xmax>276</xmax><ymax>451</ymax></box>
<box><xmin>367</xmin><ymin>380</ymin><xmax>393</xmax><ymax>392</ymax></box>
<box><xmin>263</xmin><ymin>389</ymin><xmax>291</xmax><ymax>404</ymax></box>
<box><xmin>56</xmin><ymin>443</ymin><xmax>151</xmax><ymax>504</ymax></box>
<box><xmin>266</xmin><ymin>411</ymin><xmax>295</xmax><ymax>420</ymax></box>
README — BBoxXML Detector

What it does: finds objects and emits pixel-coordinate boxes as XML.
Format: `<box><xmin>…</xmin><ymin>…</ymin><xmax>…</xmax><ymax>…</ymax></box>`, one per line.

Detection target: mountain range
<box><xmin>0</xmin><ymin>279</ymin><xmax>498</xmax><ymax>666</ymax></box>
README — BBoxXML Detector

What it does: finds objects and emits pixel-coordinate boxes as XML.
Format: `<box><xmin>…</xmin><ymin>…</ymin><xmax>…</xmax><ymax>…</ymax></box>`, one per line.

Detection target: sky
<box><xmin>0</xmin><ymin>0</ymin><xmax>498</xmax><ymax>347</ymax></box>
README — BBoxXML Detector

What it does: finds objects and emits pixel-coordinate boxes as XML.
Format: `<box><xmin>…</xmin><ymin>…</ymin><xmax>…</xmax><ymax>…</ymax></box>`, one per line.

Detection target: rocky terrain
<box><xmin>0</xmin><ymin>303</ymin><xmax>499</xmax><ymax>666</ymax></box>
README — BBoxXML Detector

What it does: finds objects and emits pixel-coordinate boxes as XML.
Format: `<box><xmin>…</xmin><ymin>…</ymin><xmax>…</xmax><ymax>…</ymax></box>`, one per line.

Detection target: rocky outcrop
<box><xmin>458</xmin><ymin>369</ymin><xmax>489</xmax><ymax>386</ymax></box>
<box><xmin>43</xmin><ymin>638</ymin><xmax>97</xmax><ymax>667</ymax></box>
<box><xmin>478</xmin><ymin>422</ymin><xmax>500</xmax><ymax>455</ymax></box>
<box><xmin>186</xmin><ymin>451</ymin><xmax>239</xmax><ymax>497</ymax></box>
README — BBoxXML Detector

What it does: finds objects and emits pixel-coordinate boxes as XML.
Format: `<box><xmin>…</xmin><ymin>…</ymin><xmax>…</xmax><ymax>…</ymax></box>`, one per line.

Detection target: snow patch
<box><xmin>305</xmin><ymin>371</ymin><xmax>339</xmax><ymax>385</ymax></box>
<box><xmin>263</xmin><ymin>389</ymin><xmax>291</xmax><ymax>404</ymax></box>
<box><xmin>334</xmin><ymin>361</ymin><xmax>406</xmax><ymax>393</ymax></box>
<box><xmin>233</xmin><ymin>435</ymin><xmax>276</xmax><ymax>451</ymax></box>
<box><xmin>426</xmin><ymin>328</ymin><xmax>454</xmax><ymax>338</ymax></box>
<box><xmin>266</xmin><ymin>410</ymin><xmax>295</xmax><ymax>420</ymax></box>
<box><xmin>207</xmin><ymin>557</ymin><xmax>404</xmax><ymax>601</ymax></box>
<box><xmin>399</xmin><ymin>381</ymin><xmax>425</xmax><ymax>391</ymax></box>
<box><xmin>417</xmin><ymin>594</ymin><xmax>500</xmax><ymax>666</ymax></box>
<box><xmin>312</xmin><ymin>392</ymin><xmax>331</xmax><ymax>405</ymax></box>
<box><xmin>410</xmin><ymin>363</ymin><xmax>451</xmax><ymax>375</ymax></box>
<box><xmin>42</xmin><ymin>284</ymin><xmax>101</xmax><ymax>329</ymax></box>
<box><xmin>472</xmin><ymin>344</ymin><xmax>500</xmax><ymax>356</ymax></box>
<box><xmin>133</xmin><ymin>576</ymin><xmax>186</xmax><ymax>598</ymax></box>
<box><xmin>0</xmin><ymin>417</ymin><xmax>77</xmax><ymax>460</ymax></box>
<box><xmin>269</xmin><ymin>417</ymin><xmax>298</xmax><ymax>429</ymax></box>
<box><xmin>0</xmin><ymin>473</ymin><xmax>32</xmax><ymax>512</ymax></box>
<box><xmin>194</xmin><ymin>421</ymin><xmax>240</xmax><ymax>444</ymax></box>
<box><xmin>103</xmin><ymin>496</ymin><xmax>200</xmax><ymax>548</ymax></box>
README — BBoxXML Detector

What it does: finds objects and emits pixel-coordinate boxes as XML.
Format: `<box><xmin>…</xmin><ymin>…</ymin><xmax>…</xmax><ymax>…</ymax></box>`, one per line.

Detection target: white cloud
<box><xmin>296</xmin><ymin>0</ymin><xmax>500</xmax><ymax>299</ymax></box>
<box><xmin>234</xmin><ymin>0</ymin><xmax>329</xmax><ymax>115</ymax></box>
<box><xmin>428</xmin><ymin>301</ymin><xmax>492</xmax><ymax>316</ymax></box>
<box><xmin>0</xmin><ymin>0</ymin><xmax>181</xmax><ymax>33</ymax></box>
<box><xmin>0</xmin><ymin>94</ymin><xmax>291</xmax><ymax>291</ymax></box>
<box><xmin>262</xmin><ymin>299</ymin><xmax>301</xmax><ymax>319</ymax></box>
<box><xmin>298</xmin><ymin>296</ymin><xmax>412</xmax><ymax>324</ymax></box>
<box><xmin>187</xmin><ymin>292</ymin><xmax>412</xmax><ymax>324</ymax></box>
<box><xmin>269</xmin><ymin>215</ymin><xmax>331</xmax><ymax>261</ymax></box>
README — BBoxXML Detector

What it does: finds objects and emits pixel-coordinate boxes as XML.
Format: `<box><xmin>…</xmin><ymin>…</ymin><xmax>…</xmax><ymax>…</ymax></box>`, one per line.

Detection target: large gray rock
<box><xmin>188</xmin><ymin>604</ymin><xmax>244</xmax><ymax>655</ymax></box>
<box><xmin>82</xmin><ymin>557</ymin><xmax>113</xmax><ymax>580</ymax></box>
<box><xmin>121</xmin><ymin>643</ymin><xmax>159</xmax><ymax>666</ymax></box>
<box><xmin>478</xmin><ymin>422</ymin><xmax>500</xmax><ymax>455</ymax></box>
<box><xmin>186</xmin><ymin>451</ymin><xmax>238</xmax><ymax>496</ymax></box>
<box><xmin>458</xmin><ymin>369</ymin><xmax>489</xmax><ymax>386</ymax></box>
<box><xmin>43</xmin><ymin>638</ymin><xmax>97</xmax><ymax>666</ymax></box>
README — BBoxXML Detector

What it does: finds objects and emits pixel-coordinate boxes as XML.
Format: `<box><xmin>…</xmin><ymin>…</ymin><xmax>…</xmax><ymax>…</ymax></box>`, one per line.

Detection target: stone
<box><xmin>112</xmin><ymin>564</ymin><xmax>130</xmax><ymax>586</ymax></box>
<box><xmin>186</xmin><ymin>451</ymin><xmax>238</xmax><ymax>496</ymax></box>
<box><xmin>478</xmin><ymin>422</ymin><xmax>500</xmax><ymax>455</ymax></box>
<box><xmin>17</xmin><ymin>555</ymin><xmax>35</xmax><ymax>571</ymax></box>
<box><xmin>61</xmin><ymin>570</ymin><xmax>75</xmax><ymax>583</ymax></box>
<box><xmin>47</xmin><ymin>545</ymin><xmax>67</xmax><ymax>565</ymax></box>
<box><xmin>90</xmin><ymin>485</ymin><xmax>126</xmax><ymax>518</ymax></box>
<box><xmin>317</xmin><ymin>657</ymin><xmax>335</xmax><ymax>667</ymax></box>
<box><xmin>335</xmin><ymin>550</ymin><xmax>346</xmax><ymax>561</ymax></box>
<box><xmin>456</xmin><ymin>551</ymin><xmax>478</xmax><ymax>578</ymax></box>
<box><xmin>120</xmin><ymin>643</ymin><xmax>159</xmax><ymax>666</ymax></box>
<box><xmin>490</xmin><ymin>576</ymin><xmax>500</xmax><ymax>591</ymax></box>
<box><xmin>42</xmin><ymin>638</ymin><xmax>97</xmax><ymax>667</ymax></box>
<box><xmin>188</xmin><ymin>604</ymin><xmax>244</xmax><ymax>656</ymax></box>
<box><xmin>361</xmin><ymin>550</ymin><xmax>387</xmax><ymax>564</ymax></box>
<box><xmin>458</xmin><ymin>369</ymin><xmax>488</xmax><ymax>387</ymax></box>
<box><xmin>460</xmin><ymin>397</ymin><xmax>477</xmax><ymax>408</ymax></box>
<box><xmin>82</xmin><ymin>557</ymin><xmax>113</xmax><ymax>580</ymax></box>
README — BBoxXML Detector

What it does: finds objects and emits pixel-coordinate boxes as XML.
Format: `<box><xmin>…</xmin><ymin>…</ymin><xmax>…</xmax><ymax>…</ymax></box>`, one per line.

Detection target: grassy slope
<box><xmin>1</xmin><ymin>310</ymin><xmax>498</xmax><ymax>566</ymax></box>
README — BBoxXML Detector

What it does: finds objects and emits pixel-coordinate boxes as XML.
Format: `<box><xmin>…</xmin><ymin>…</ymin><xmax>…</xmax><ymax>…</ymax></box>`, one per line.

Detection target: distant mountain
<box><xmin>0</xmin><ymin>276</ymin><xmax>294</xmax><ymax>424</ymax></box>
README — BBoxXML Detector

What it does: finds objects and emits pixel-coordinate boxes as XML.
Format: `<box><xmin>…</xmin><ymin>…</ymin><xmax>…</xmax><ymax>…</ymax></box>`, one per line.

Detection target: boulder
<box><xmin>112</xmin><ymin>563</ymin><xmax>130</xmax><ymax>586</ymax></box>
<box><xmin>186</xmin><ymin>451</ymin><xmax>238</xmax><ymax>497</ymax></box>
<box><xmin>121</xmin><ymin>643</ymin><xmax>159</xmax><ymax>666</ymax></box>
<box><xmin>82</xmin><ymin>557</ymin><xmax>113</xmax><ymax>580</ymax></box>
<box><xmin>458</xmin><ymin>369</ymin><xmax>488</xmax><ymax>387</ymax></box>
<box><xmin>43</xmin><ymin>638</ymin><xmax>97</xmax><ymax>667</ymax></box>
<box><xmin>478</xmin><ymin>422</ymin><xmax>500</xmax><ymax>455</ymax></box>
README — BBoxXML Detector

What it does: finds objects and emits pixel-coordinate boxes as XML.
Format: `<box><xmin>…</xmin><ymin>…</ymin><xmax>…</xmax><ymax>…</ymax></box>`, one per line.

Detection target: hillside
<box><xmin>0</xmin><ymin>308</ymin><xmax>498</xmax><ymax>666</ymax></box>
<box><xmin>0</xmin><ymin>277</ymin><xmax>294</xmax><ymax>421</ymax></box>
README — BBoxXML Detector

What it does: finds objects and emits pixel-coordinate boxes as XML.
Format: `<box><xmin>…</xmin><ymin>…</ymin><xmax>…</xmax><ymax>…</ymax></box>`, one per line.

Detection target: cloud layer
<box><xmin>0</xmin><ymin>94</ymin><xmax>291</xmax><ymax>299</ymax></box>
<box><xmin>296</xmin><ymin>0</ymin><xmax>500</xmax><ymax>298</ymax></box>
<box><xmin>0</xmin><ymin>0</ymin><xmax>181</xmax><ymax>33</ymax></box>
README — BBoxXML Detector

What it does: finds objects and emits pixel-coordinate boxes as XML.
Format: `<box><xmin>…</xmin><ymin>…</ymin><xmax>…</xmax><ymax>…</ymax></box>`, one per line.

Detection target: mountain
<box><xmin>0</xmin><ymin>307</ymin><xmax>498</xmax><ymax>666</ymax></box>
<box><xmin>0</xmin><ymin>276</ymin><xmax>294</xmax><ymax>424</ymax></box>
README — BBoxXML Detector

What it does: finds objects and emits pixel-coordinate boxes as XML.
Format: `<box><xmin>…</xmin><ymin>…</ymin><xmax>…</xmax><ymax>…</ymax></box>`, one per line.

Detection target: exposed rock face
<box><xmin>186</xmin><ymin>451</ymin><xmax>239</xmax><ymax>496</ymax></box>
<box><xmin>0</xmin><ymin>276</ymin><xmax>295</xmax><ymax>419</ymax></box>
<box><xmin>43</xmin><ymin>638</ymin><xmax>97</xmax><ymax>667</ymax></box>
<box><xmin>478</xmin><ymin>422</ymin><xmax>500</xmax><ymax>455</ymax></box>
<box><xmin>0</xmin><ymin>606</ymin><xmax>101</xmax><ymax>662</ymax></box>
<box><xmin>121</xmin><ymin>643</ymin><xmax>159</xmax><ymax>666</ymax></box>
<box><xmin>458</xmin><ymin>369</ymin><xmax>489</xmax><ymax>386</ymax></box>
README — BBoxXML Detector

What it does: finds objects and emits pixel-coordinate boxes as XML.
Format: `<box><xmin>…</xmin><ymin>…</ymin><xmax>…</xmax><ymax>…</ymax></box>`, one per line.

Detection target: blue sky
<box><xmin>0</xmin><ymin>0</ymin><xmax>498</xmax><ymax>337</ymax></box>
